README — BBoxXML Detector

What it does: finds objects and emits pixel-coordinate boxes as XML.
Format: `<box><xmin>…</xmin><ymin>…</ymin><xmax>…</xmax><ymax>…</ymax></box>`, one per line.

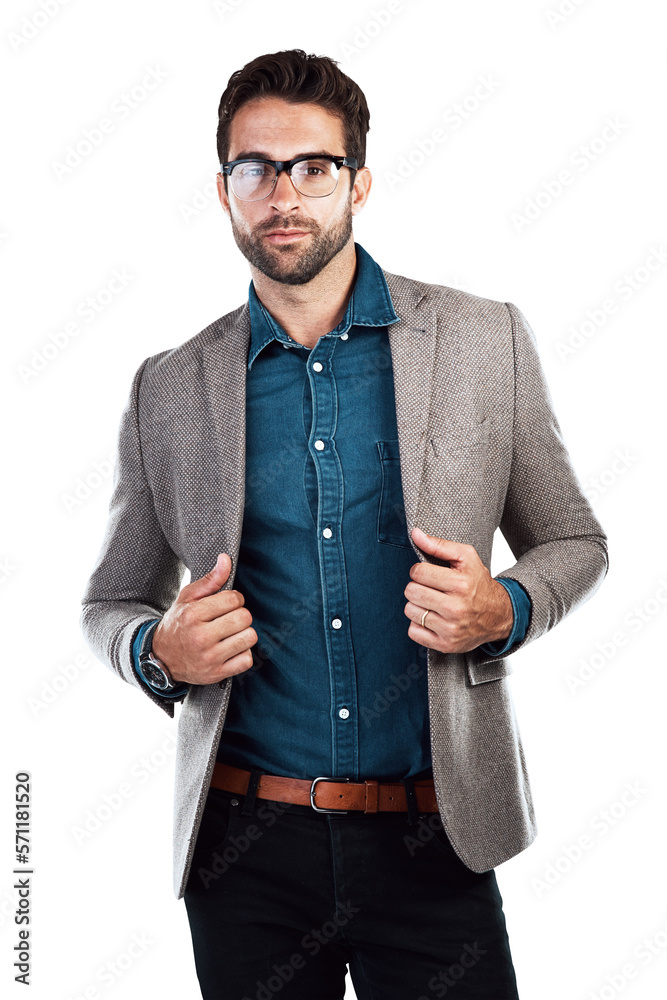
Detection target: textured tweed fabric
<box><xmin>80</xmin><ymin>267</ymin><xmax>609</xmax><ymax>899</ymax></box>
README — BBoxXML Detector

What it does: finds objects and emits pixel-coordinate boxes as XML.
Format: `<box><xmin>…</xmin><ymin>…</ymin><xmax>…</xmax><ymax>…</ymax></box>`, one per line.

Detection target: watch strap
<box><xmin>133</xmin><ymin>619</ymin><xmax>189</xmax><ymax>698</ymax></box>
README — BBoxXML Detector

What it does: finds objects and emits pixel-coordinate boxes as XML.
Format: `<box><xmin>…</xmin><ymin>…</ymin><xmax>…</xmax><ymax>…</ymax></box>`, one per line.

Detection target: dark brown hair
<box><xmin>216</xmin><ymin>49</ymin><xmax>370</xmax><ymax>191</ymax></box>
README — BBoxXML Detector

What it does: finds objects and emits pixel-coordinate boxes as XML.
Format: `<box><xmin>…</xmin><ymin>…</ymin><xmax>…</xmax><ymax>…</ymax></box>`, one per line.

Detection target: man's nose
<box><xmin>267</xmin><ymin>168</ymin><xmax>301</xmax><ymax>212</ymax></box>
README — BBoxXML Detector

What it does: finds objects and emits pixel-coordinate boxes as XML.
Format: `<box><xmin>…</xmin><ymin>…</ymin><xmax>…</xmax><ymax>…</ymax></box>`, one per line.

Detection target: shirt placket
<box><xmin>306</xmin><ymin>333</ymin><xmax>359</xmax><ymax>778</ymax></box>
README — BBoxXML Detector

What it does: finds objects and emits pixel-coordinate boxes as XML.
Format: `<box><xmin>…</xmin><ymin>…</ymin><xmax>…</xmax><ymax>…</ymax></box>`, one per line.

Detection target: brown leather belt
<box><xmin>211</xmin><ymin>762</ymin><xmax>439</xmax><ymax>814</ymax></box>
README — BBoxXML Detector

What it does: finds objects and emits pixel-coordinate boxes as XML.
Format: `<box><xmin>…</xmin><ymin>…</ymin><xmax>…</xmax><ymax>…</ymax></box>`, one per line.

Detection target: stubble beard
<box><xmin>229</xmin><ymin>196</ymin><xmax>354</xmax><ymax>286</ymax></box>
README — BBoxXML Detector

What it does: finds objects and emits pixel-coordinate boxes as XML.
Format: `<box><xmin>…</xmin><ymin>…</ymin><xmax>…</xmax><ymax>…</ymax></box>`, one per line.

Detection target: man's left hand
<box><xmin>404</xmin><ymin>527</ymin><xmax>514</xmax><ymax>654</ymax></box>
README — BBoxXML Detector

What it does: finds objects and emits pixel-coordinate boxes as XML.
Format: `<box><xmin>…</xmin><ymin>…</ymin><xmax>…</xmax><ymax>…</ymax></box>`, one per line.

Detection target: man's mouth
<box><xmin>264</xmin><ymin>230</ymin><xmax>310</xmax><ymax>245</ymax></box>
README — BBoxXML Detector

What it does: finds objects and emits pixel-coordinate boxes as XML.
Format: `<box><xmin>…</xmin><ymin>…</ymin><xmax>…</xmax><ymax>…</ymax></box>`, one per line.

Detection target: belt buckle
<box><xmin>310</xmin><ymin>776</ymin><xmax>351</xmax><ymax>814</ymax></box>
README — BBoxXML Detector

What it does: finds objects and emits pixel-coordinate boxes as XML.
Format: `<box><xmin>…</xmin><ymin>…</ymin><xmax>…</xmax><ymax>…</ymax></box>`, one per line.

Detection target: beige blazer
<box><xmin>80</xmin><ymin>265</ymin><xmax>609</xmax><ymax>899</ymax></box>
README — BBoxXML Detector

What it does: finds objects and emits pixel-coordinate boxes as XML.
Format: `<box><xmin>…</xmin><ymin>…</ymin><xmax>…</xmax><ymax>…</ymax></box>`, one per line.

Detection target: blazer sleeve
<box><xmin>467</xmin><ymin>301</ymin><xmax>609</xmax><ymax>672</ymax></box>
<box><xmin>79</xmin><ymin>356</ymin><xmax>187</xmax><ymax>718</ymax></box>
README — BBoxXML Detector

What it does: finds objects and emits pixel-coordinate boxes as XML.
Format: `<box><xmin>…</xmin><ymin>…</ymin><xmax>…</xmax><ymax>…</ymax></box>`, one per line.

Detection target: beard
<box><xmin>228</xmin><ymin>197</ymin><xmax>353</xmax><ymax>285</ymax></box>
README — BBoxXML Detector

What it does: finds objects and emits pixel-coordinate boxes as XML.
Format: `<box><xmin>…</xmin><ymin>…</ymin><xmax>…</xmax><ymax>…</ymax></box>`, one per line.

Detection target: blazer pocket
<box><xmin>425</xmin><ymin>419</ymin><xmax>490</xmax><ymax>498</ymax></box>
<box><xmin>464</xmin><ymin>648</ymin><xmax>514</xmax><ymax>685</ymax></box>
<box><xmin>429</xmin><ymin>416</ymin><xmax>490</xmax><ymax>458</ymax></box>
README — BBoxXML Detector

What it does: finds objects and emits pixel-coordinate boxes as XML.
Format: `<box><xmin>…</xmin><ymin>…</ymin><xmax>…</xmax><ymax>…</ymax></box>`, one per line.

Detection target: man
<box><xmin>80</xmin><ymin>49</ymin><xmax>608</xmax><ymax>999</ymax></box>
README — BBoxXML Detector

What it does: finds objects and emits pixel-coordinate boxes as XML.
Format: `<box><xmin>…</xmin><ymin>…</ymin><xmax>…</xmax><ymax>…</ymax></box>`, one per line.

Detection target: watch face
<box><xmin>141</xmin><ymin>660</ymin><xmax>170</xmax><ymax>690</ymax></box>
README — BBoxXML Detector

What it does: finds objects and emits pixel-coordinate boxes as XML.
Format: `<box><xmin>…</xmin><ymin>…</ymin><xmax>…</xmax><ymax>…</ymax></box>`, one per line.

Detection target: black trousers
<box><xmin>183</xmin><ymin>780</ymin><xmax>520</xmax><ymax>1000</ymax></box>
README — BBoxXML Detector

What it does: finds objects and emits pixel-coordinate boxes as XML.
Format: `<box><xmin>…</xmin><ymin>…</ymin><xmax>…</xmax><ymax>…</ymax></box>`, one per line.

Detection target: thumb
<box><xmin>411</xmin><ymin>527</ymin><xmax>458</xmax><ymax>567</ymax></box>
<box><xmin>181</xmin><ymin>553</ymin><xmax>231</xmax><ymax>603</ymax></box>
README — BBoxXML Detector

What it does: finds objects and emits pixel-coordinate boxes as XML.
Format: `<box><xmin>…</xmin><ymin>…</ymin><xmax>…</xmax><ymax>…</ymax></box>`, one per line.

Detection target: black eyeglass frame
<box><xmin>219</xmin><ymin>155</ymin><xmax>358</xmax><ymax>200</ymax></box>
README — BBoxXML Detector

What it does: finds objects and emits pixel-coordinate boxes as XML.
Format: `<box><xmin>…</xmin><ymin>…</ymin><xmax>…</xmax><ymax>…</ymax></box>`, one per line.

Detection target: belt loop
<box><xmin>240</xmin><ymin>768</ymin><xmax>263</xmax><ymax>817</ymax></box>
<box><xmin>402</xmin><ymin>775</ymin><xmax>419</xmax><ymax>826</ymax></box>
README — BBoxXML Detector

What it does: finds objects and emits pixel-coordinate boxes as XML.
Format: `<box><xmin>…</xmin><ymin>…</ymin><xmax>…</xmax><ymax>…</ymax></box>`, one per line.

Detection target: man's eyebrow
<box><xmin>230</xmin><ymin>150</ymin><xmax>336</xmax><ymax>161</ymax></box>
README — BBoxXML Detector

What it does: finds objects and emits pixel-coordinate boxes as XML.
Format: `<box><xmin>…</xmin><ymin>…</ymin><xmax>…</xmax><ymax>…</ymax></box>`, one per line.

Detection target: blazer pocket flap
<box><xmin>464</xmin><ymin>649</ymin><xmax>513</xmax><ymax>685</ymax></box>
<box><xmin>430</xmin><ymin>416</ymin><xmax>489</xmax><ymax>457</ymax></box>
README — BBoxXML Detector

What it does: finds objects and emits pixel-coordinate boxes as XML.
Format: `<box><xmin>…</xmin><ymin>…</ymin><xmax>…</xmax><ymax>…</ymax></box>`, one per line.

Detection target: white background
<box><xmin>2</xmin><ymin>1</ymin><xmax>665</xmax><ymax>998</ymax></box>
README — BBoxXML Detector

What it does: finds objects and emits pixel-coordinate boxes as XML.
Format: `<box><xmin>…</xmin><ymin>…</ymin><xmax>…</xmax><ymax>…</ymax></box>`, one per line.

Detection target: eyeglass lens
<box><xmin>230</xmin><ymin>159</ymin><xmax>341</xmax><ymax>200</ymax></box>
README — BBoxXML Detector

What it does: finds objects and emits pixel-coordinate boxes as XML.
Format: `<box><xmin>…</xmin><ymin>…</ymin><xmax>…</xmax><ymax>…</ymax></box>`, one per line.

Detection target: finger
<box><xmin>199</xmin><ymin>604</ymin><xmax>254</xmax><ymax>640</ymax></box>
<box><xmin>405</xmin><ymin>577</ymin><xmax>461</xmax><ymax>607</ymax></box>
<box><xmin>179</xmin><ymin>553</ymin><xmax>232</xmax><ymax>604</ymax></box>
<box><xmin>191</xmin><ymin>588</ymin><xmax>246</xmax><ymax>624</ymax></box>
<box><xmin>216</xmin><ymin>648</ymin><xmax>256</xmax><ymax>681</ymax></box>
<box><xmin>209</xmin><ymin>626</ymin><xmax>258</xmax><ymax>670</ymax></box>
<box><xmin>404</xmin><ymin>601</ymin><xmax>443</xmax><ymax>630</ymax></box>
<box><xmin>409</xmin><ymin>559</ymin><xmax>465</xmax><ymax>590</ymax></box>
<box><xmin>410</xmin><ymin>529</ymin><xmax>469</xmax><ymax>564</ymax></box>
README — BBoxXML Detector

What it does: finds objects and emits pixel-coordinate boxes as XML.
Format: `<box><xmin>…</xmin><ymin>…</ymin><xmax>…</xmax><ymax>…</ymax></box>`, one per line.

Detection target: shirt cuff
<box><xmin>132</xmin><ymin>619</ymin><xmax>190</xmax><ymax>699</ymax></box>
<box><xmin>478</xmin><ymin>577</ymin><xmax>532</xmax><ymax>657</ymax></box>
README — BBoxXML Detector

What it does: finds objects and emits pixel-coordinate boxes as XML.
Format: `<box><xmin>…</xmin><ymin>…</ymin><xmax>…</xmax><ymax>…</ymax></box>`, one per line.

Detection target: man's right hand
<box><xmin>151</xmin><ymin>553</ymin><xmax>258</xmax><ymax>685</ymax></box>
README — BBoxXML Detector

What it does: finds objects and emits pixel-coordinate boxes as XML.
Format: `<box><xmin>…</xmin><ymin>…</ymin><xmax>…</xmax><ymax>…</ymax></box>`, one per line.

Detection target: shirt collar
<box><xmin>246</xmin><ymin>241</ymin><xmax>400</xmax><ymax>369</ymax></box>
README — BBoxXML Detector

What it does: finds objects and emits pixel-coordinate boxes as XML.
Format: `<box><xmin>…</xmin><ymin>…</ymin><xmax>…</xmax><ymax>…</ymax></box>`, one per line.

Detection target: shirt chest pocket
<box><xmin>377</xmin><ymin>439</ymin><xmax>412</xmax><ymax>548</ymax></box>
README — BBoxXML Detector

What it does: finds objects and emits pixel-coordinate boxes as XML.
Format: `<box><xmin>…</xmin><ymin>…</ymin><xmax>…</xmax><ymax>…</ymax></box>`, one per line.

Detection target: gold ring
<box><xmin>420</xmin><ymin>609</ymin><xmax>430</xmax><ymax>628</ymax></box>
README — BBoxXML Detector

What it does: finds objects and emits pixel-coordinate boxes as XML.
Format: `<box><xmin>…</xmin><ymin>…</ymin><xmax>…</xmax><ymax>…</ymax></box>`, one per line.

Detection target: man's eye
<box><xmin>238</xmin><ymin>164</ymin><xmax>270</xmax><ymax>178</ymax></box>
<box><xmin>295</xmin><ymin>159</ymin><xmax>330</xmax><ymax>176</ymax></box>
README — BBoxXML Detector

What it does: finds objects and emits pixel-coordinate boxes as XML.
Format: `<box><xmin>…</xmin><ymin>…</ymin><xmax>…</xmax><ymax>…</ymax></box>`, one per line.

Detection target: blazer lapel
<box><xmin>384</xmin><ymin>270</ymin><xmax>439</xmax><ymax>558</ymax></box>
<box><xmin>200</xmin><ymin>303</ymin><xmax>251</xmax><ymax>582</ymax></box>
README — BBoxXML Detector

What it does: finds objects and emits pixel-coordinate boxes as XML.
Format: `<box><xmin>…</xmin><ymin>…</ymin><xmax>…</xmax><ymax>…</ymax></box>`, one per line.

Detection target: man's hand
<box><xmin>404</xmin><ymin>527</ymin><xmax>514</xmax><ymax>654</ymax></box>
<box><xmin>151</xmin><ymin>553</ymin><xmax>258</xmax><ymax>685</ymax></box>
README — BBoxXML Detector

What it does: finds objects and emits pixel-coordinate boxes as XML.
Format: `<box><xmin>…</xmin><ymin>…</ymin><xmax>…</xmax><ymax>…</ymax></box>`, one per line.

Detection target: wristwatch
<box><xmin>138</xmin><ymin>648</ymin><xmax>179</xmax><ymax>692</ymax></box>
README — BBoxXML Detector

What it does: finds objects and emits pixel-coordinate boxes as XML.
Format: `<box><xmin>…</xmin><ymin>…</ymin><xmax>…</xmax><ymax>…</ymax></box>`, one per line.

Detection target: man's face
<box><xmin>217</xmin><ymin>96</ymin><xmax>370</xmax><ymax>285</ymax></box>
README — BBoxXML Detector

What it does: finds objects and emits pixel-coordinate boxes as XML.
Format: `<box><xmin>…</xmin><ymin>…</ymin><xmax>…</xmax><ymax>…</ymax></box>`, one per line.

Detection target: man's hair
<box><xmin>216</xmin><ymin>49</ymin><xmax>370</xmax><ymax>191</ymax></box>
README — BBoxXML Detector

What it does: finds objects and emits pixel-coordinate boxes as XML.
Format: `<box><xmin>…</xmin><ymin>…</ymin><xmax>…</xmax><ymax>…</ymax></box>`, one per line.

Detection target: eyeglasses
<box><xmin>219</xmin><ymin>155</ymin><xmax>358</xmax><ymax>201</ymax></box>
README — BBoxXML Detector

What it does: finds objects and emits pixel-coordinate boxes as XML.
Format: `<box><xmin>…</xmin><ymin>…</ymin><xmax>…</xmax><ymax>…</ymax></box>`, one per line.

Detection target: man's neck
<box><xmin>250</xmin><ymin>240</ymin><xmax>357</xmax><ymax>349</ymax></box>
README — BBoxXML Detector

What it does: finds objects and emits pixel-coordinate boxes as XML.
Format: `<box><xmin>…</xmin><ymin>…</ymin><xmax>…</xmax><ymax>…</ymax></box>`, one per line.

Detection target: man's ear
<box><xmin>351</xmin><ymin>166</ymin><xmax>372</xmax><ymax>216</ymax></box>
<box><xmin>217</xmin><ymin>172</ymin><xmax>230</xmax><ymax>214</ymax></box>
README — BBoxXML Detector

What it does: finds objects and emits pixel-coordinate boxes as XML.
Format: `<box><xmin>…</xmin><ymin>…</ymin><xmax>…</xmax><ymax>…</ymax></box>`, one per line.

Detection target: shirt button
<box><xmin>282</xmin><ymin>342</ymin><xmax>291</xmax><ymax>349</ymax></box>
<box><xmin>312</xmin><ymin>361</ymin><xmax>323</xmax><ymax>372</ymax></box>
<box><xmin>331</xmin><ymin>618</ymin><xmax>342</xmax><ymax>629</ymax></box>
<box><xmin>322</xmin><ymin>527</ymin><xmax>333</xmax><ymax>539</ymax></box>
<box><xmin>314</xmin><ymin>439</ymin><xmax>325</xmax><ymax>451</ymax></box>
<box><xmin>340</xmin><ymin>333</ymin><xmax>349</xmax><ymax>340</ymax></box>
<box><xmin>338</xmin><ymin>707</ymin><xmax>350</xmax><ymax>720</ymax></box>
